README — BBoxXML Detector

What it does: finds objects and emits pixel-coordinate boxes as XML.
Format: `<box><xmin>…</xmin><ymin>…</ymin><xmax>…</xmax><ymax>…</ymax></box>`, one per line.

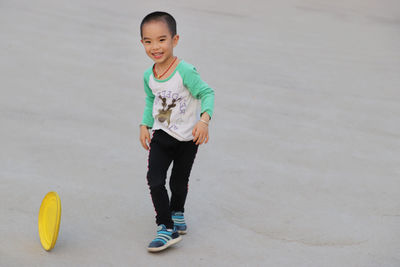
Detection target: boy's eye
<box><xmin>160</xmin><ymin>39</ymin><xmax>166</xmax><ymax>42</ymax></box>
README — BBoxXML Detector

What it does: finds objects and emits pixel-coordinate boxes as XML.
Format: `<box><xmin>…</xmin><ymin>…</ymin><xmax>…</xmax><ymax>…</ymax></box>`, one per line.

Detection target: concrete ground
<box><xmin>1</xmin><ymin>0</ymin><xmax>399</xmax><ymax>266</ymax></box>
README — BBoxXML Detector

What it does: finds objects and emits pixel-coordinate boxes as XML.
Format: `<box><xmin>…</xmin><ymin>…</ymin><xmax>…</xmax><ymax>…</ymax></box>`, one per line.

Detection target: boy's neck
<box><xmin>155</xmin><ymin>55</ymin><xmax>176</xmax><ymax>69</ymax></box>
<box><xmin>154</xmin><ymin>56</ymin><xmax>179</xmax><ymax>79</ymax></box>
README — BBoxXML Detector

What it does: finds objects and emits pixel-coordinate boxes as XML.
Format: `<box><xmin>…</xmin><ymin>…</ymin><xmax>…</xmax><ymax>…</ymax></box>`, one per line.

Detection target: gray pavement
<box><xmin>1</xmin><ymin>0</ymin><xmax>400</xmax><ymax>266</ymax></box>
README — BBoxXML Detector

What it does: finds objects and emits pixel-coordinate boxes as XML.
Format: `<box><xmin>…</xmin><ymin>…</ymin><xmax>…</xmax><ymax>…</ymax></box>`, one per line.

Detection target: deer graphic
<box><xmin>155</xmin><ymin>96</ymin><xmax>181</xmax><ymax>126</ymax></box>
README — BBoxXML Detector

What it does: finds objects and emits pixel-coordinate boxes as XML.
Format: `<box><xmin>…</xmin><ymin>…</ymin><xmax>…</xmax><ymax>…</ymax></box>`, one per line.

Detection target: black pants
<box><xmin>147</xmin><ymin>130</ymin><xmax>199</xmax><ymax>229</ymax></box>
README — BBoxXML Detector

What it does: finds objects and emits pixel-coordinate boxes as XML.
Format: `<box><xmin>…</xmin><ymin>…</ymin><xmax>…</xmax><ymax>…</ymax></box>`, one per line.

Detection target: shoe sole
<box><xmin>147</xmin><ymin>235</ymin><xmax>182</xmax><ymax>252</ymax></box>
<box><xmin>177</xmin><ymin>230</ymin><xmax>187</xmax><ymax>235</ymax></box>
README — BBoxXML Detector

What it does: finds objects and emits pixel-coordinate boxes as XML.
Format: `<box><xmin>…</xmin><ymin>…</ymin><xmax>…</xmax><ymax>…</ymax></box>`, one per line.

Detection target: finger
<box><xmin>205</xmin><ymin>134</ymin><xmax>209</xmax><ymax>144</ymax></box>
<box><xmin>200</xmin><ymin>134</ymin><xmax>205</xmax><ymax>145</ymax></box>
<box><xmin>193</xmin><ymin>130</ymin><xmax>200</xmax><ymax>143</ymax></box>
<box><xmin>143</xmin><ymin>140</ymin><xmax>149</xmax><ymax>150</ymax></box>
<box><xmin>198</xmin><ymin>132</ymin><xmax>204</xmax><ymax>144</ymax></box>
<box><xmin>140</xmin><ymin>139</ymin><xmax>146</xmax><ymax>150</ymax></box>
<box><xmin>196</xmin><ymin>134</ymin><xmax>204</xmax><ymax>145</ymax></box>
<box><xmin>145</xmin><ymin>136</ymin><xmax>151</xmax><ymax>150</ymax></box>
<box><xmin>142</xmin><ymin>136</ymin><xmax>150</xmax><ymax>150</ymax></box>
<box><xmin>201</xmin><ymin>135</ymin><xmax>206</xmax><ymax>144</ymax></box>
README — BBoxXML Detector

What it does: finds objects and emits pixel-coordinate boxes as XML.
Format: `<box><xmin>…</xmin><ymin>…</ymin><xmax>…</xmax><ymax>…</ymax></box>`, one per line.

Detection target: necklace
<box><xmin>153</xmin><ymin>57</ymin><xmax>177</xmax><ymax>79</ymax></box>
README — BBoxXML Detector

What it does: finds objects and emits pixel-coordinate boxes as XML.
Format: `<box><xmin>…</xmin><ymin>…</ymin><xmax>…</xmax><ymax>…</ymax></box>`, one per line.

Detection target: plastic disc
<box><xmin>38</xmin><ymin>191</ymin><xmax>61</xmax><ymax>251</ymax></box>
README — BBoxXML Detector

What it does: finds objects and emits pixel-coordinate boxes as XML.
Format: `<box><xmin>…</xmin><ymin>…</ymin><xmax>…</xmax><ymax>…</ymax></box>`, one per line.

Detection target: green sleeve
<box><xmin>181</xmin><ymin>63</ymin><xmax>215</xmax><ymax>118</ymax></box>
<box><xmin>141</xmin><ymin>71</ymin><xmax>155</xmax><ymax>128</ymax></box>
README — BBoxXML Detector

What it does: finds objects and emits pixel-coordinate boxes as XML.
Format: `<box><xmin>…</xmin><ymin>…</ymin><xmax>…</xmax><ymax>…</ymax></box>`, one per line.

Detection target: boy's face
<box><xmin>141</xmin><ymin>20</ymin><xmax>179</xmax><ymax>65</ymax></box>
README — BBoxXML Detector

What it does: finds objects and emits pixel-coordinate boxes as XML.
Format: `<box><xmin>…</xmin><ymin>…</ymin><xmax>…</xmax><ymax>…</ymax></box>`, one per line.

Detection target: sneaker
<box><xmin>147</xmin><ymin>224</ymin><xmax>182</xmax><ymax>252</ymax></box>
<box><xmin>171</xmin><ymin>211</ymin><xmax>187</xmax><ymax>235</ymax></box>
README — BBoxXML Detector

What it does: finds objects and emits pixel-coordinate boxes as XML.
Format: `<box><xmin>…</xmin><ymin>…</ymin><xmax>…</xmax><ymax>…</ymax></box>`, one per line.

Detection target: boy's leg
<box><xmin>147</xmin><ymin>130</ymin><xmax>175</xmax><ymax>228</ymax></box>
<box><xmin>169</xmin><ymin>140</ymin><xmax>199</xmax><ymax>212</ymax></box>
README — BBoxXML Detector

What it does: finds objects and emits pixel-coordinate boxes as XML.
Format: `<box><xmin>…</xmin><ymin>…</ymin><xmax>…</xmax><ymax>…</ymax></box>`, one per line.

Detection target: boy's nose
<box><xmin>150</xmin><ymin>42</ymin><xmax>158</xmax><ymax>49</ymax></box>
<box><xmin>153</xmin><ymin>42</ymin><xmax>162</xmax><ymax>50</ymax></box>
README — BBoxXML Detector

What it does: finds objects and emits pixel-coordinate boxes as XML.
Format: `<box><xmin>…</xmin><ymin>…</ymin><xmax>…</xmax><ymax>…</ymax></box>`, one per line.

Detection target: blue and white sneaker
<box><xmin>172</xmin><ymin>211</ymin><xmax>187</xmax><ymax>235</ymax></box>
<box><xmin>147</xmin><ymin>224</ymin><xmax>182</xmax><ymax>252</ymax></box>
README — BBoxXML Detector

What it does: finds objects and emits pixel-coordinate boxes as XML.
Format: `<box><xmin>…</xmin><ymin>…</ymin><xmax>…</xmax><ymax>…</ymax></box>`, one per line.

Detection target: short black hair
<box><xmin>140</xmin><ymin>11</ymin><xmax>177</xmax><ymax>38</ymax></box>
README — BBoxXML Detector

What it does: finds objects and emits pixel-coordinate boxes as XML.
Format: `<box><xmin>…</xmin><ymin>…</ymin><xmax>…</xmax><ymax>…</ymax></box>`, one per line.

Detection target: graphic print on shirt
<box><xmin>155</xmin><ymin>95</ymin><xmax>182</xmax><ymax>127</ymax></box>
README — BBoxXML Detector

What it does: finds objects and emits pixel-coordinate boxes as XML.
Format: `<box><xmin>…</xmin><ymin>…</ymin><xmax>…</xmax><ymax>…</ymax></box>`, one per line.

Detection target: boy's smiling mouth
<box><xmin>152</xmin><ymin>52</ymin><xmax>163</xmax><ymax>59</ymax></box>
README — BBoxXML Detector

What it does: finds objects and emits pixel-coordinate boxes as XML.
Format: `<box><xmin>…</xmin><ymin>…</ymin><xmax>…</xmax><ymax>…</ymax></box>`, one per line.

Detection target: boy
<box><xmin>139</xmin><ymin>11</ymin><xmax>215</xmax><ymax>252</ymax></box>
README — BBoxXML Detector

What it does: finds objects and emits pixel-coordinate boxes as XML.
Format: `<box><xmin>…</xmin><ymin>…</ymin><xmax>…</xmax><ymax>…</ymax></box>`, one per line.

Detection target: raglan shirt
<box><xmin>141</xmin><ymin>60</ymin><xmax>215</xmax><ymax>141</ymax></box>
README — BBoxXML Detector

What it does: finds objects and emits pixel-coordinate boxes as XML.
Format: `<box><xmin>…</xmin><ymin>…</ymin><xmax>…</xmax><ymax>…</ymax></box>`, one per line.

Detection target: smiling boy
<box><xmin>139</xmin><ymin>11</ymin><xmax>215</xmax><ymax>252</ymax></box>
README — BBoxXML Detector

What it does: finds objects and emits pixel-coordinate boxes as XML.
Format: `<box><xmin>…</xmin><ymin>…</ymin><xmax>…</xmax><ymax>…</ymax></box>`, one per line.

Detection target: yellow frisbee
<box><xmin>38</xmin><ymin>191</ymin><xmax>61</xmax><ymax>251</ymax></box>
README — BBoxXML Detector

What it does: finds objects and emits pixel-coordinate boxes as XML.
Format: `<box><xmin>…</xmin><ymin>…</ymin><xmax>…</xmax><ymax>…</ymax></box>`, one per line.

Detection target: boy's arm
<box><xmin>182</xmin><ymin>65</ymin><xmax>215</xmax><ymax>120</ymax></box>
<box><xmin>140</xmin><ymin>74</ymin><xmax>154</xmax><ymax>150</ymax></box>
<box><xmin>141</xmin><ymin>75</ymin><xmax>155</xmax><ymax>128</ymax></box>
<box><xmin>182</xmin><ymin>64</ymin><xmax>215</xmax><ymax>145</ymax></box>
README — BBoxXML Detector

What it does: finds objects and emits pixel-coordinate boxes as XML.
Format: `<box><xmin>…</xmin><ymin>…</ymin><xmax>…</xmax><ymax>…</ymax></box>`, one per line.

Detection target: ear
<box><xmin>173</xmin><ymin>34</ymin><xmax>180</xmax><ymax>47</ymax></box>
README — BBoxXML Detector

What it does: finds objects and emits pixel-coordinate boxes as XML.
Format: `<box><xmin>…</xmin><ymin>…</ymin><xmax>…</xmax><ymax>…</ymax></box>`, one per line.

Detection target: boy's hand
<box><xmin>192</xmin><ymin>113</ymin><xmax>210</xmax><ymax>145</ymax></box>
<box><xmin>140</xmin><ymin>125</ymin><xmax>151</xmax><ymax>150</ymax></box>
